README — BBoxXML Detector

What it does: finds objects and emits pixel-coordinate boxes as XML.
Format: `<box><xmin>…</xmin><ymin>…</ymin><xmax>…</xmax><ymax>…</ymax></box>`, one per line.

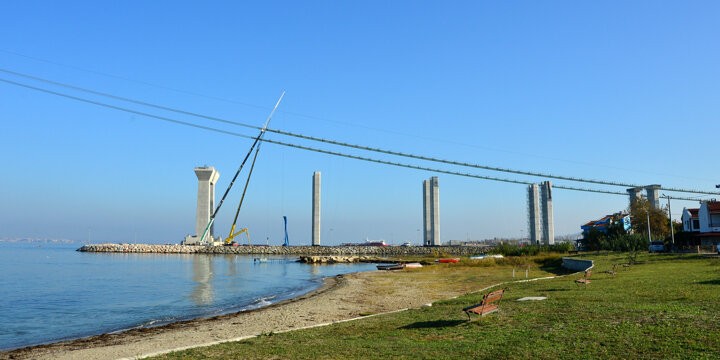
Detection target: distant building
<box><xmin>681</xmin><ymin>200</ymin><xmax>720</xmax><ymax>246</ymax></box>
<box><xmin>581</xmin><ymin>212</ymin><xmax>632</xmax><ymax>237</ymax></box>
<box><xmin>681</xmin><ymin>208</ymin><xmax>700</xmax><ymax>232</ymax></box>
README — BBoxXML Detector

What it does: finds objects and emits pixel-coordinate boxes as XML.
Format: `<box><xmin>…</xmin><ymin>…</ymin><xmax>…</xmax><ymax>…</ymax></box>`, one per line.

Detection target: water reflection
<box><xmin>191</xmin><ymin>255</ymin><xmax>214</xmax><ymax>305</ymax></box>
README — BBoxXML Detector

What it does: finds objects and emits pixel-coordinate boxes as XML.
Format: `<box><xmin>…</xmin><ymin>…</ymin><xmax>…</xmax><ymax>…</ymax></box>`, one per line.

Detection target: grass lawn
<box><xmin>155</xmin><ymin>253</ymin><xmax>720</xmax><ymax>359</ymax></box>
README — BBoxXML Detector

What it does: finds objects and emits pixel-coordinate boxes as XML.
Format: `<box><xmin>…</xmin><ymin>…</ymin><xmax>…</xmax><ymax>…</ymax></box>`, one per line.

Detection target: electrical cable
<box><xmin>0</xmin><ymin>74</ymin><xmax>715</xmax><ymax>200</ymax></box>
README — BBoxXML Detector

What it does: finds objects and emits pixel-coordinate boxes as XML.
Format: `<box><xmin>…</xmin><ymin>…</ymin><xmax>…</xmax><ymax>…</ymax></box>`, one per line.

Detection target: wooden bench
<box><xmin>575</xmin><ymin>269</ymin><xmax>592</xmax><ymax>286</ymax></box>
<box><xmin>463</xmin><ymin>288</ymin><xmax>505</xmax><ymax>320</ymax></box>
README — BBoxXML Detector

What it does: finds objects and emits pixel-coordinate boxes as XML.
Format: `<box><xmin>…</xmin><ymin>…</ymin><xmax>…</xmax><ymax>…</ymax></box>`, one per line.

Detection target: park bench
<box><xmin>575</xmin><ymin>269</ymin><xmax>592</xmax><ymax>286</ymax></box>
<box><xmin>463</xmin><ymin>288</ymin><xmax>505</xmax><ymax>320</ymax></box>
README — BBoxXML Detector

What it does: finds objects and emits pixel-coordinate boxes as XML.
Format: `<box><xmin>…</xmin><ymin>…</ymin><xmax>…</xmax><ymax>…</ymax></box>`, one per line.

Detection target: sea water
<box><xmin>0</xmin><ymin>242</ymin><xmax>376</xmax><ymax>350</ymax></box>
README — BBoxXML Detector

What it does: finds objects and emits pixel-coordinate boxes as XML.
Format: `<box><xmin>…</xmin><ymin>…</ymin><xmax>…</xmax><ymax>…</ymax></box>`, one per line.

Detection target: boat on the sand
<box><xmin>377</xmin><ymin>263</ymin><xmax>404</xmax><ymax>270</ymax></box>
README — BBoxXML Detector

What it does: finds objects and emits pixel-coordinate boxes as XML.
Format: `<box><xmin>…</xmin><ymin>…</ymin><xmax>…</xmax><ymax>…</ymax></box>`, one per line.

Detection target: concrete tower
<box><xmin>627</xmin><ymin>187</ymin><xmax>643</xmax><ymax>207</ymax></box>
<box><xmin>430</xmin><ymin>176</ymin><xmax>440</xmax><ymax>246</ymax></box>
<box><xmin>527</xmin><ymin>184</ymin><xmax>541</xmax><ymax>244</ymax></box>
<box><xmin>312</xmin><ymin>171</ymin><xmax>321</xmax><ymax>246</ymax></box>
<box><xmin>540</xmin><ymin>181</ymin><xmax>554</xmax><ymax>245</ymax></box>
<box><xmin>184</xmin><ymin>166</ymin><xmax>220</xmax><ymax>245</ymax></box>
<box><xmin>423</xmin><ymin>179</ymin><xmax>431</xmax><ymax>246</ymax></box>
<box><xmin>422</xmin><ymin>177</ymin><xmax>440</xmax><ymax>246</ymax></box>
<box><xmin>645</xmin><ymin>185</ymin><xmax>662</xmax><ymax>210</ymax></box>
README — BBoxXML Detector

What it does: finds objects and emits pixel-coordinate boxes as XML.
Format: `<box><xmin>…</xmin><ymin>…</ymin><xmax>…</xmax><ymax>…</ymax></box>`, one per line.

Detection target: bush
<box><xmin>493</xmin><ymin>243</ymin><xmax>574</xmax><ymax>257</ymax></box>
<box><xmin>580</xmin><ymin>231</ymin><xmax>648</xmax><ymax>253</ymax></box>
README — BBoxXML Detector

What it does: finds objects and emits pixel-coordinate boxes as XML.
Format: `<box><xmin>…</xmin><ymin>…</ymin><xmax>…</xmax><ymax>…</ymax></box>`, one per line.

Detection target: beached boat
<box><xmin>403</xmin><ymin>262</ymin><xmax>423</xmax><ymax>268</ymax></box>
<box><xmin>377</xmin><ymin>263</ymin><xmax>404</xmax><ymax>270</ymax></box>
<box><xmin>470</xmin><ymin>254</ymin><xmax>504</xmax><ymax>260</ymax></box>
<box><xmin>437</xmin><ymin>258</ymin><xmax>460</xmax><ymax>263</ymax></box>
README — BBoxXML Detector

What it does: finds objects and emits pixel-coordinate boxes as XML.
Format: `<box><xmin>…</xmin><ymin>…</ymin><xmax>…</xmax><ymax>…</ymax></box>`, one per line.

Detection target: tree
<box><xmin>629</xmin><ymin>198</ymin><xmax>670</xmax><ymax>241</ymax></box>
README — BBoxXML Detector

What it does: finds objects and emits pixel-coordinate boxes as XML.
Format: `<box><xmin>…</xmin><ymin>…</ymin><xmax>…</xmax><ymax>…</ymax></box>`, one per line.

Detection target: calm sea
<box><xmin>0</xmin><ymin>242</ymin><xmax>376</xmax><ymax>350</ymax></box>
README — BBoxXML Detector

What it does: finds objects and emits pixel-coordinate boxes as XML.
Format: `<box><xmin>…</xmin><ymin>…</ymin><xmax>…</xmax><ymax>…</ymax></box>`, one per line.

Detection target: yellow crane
<box><xmin>226</xmin><ymin>226</ymin><xmax>251</xmax><ymax>245</ymax></box>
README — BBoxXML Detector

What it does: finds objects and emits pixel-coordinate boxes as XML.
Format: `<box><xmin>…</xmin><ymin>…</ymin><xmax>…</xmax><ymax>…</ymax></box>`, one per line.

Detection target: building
<box><xmin>682</xmin><ymin>200</ymin><xmax>720</xmax><ymax>246</ymax></box>
<box><xmin>681</xmin><ymin>208</ymin><xmax>700</xmax><ymax>232</ymax></box>
<box><xmin>581</xmin><ymin>212</ymin><xmax>632</xmax><ymax>237</ymax></box>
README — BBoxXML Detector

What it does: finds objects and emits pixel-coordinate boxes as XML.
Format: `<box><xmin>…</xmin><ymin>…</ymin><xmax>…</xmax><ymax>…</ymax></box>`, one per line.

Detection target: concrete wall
<box><xmin>562</xmin><ymin>257</ymin><xmax>593</xmax><ymax>272</ymax></box>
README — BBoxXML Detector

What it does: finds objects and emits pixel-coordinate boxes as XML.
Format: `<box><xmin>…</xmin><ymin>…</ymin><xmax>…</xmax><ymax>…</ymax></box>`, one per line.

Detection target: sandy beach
<box><xmin>2</xmin><ymin>267</ymin><xmax>488</xmax><ymax>360</ymax></box>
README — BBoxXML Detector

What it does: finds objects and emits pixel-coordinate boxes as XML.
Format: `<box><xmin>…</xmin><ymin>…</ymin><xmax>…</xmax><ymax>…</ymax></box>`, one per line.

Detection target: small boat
<box><xmin>403</xmin><ymin>262</ymin><xmax>423</xmax><ymax>268</ymax></box>
<box><xmin>377</xmin><ymin>263</ymin><xmax>404</xmax><ymax>270</ymax></box>
<box><xmin>470</xmin><ymin>254</ymin><xmax>503</xmax><ymax>260</ymax></box>
<box><xmin>437</xmin><ymin>258</ymin><xmax>460</xmax><ymax>263</ymax></box>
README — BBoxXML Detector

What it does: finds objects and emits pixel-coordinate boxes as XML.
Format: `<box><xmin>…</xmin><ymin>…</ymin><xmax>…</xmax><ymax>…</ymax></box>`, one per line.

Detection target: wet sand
<box><xmin>2</xmin><ymin>267</ymin><xmax>486</xmax><ymax>360</ymax></box>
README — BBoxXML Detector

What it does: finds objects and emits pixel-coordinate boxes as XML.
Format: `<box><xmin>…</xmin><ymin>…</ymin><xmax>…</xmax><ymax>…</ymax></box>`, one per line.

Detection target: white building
<box><xmin>681</xmin><ymin>200</ymin><xmax>720</xmax><ymax>246</ymax></box>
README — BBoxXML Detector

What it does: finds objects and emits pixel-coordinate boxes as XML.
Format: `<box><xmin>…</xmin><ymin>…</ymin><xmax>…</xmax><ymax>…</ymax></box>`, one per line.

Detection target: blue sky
<box><xmin>1</xmin><ymin>1</ymin><xmax>718</xmax><ymax>245</ymax></box>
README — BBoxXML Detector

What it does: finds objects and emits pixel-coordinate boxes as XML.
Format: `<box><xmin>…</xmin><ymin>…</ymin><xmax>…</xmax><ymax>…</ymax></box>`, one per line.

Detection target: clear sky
<box><xmin>1</xmin><ymin>1</ymin><xmax>718</xmax><ymax>245</ymax></box>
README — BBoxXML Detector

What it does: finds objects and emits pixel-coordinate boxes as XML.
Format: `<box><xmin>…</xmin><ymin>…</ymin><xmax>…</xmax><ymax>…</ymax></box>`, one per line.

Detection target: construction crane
<box><xmin>197</xmin><ymin>91</ymin><xmax>285</xmax><ymax>245</ymax></box>
<box><xmin>226</xmin><ymin>227</ymin><xmax>251</xmax><ymax>246</ymax></box>
<box><xmin>225</xmin><ymin>136</ymin><xmax>262</xmax><ymax>246</ymax></box>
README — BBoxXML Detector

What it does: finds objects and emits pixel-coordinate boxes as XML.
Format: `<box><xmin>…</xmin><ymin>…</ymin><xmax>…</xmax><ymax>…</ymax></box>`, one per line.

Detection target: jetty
<box><xmin>77</xmin><ymin>243</ymin><xmax>488</xmax><ymax>256</ymax></box>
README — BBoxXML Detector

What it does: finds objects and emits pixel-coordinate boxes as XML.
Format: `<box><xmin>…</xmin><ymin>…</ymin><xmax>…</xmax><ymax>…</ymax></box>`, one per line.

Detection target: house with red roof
<box><xmin>581</xmin><ymin>212</ymin><xmax>631</xmax><ymax>236</ymax></box>
<box><xmin>681</xmin><ymin>200</ymin><xmax>720</xmax><ymax>246</ymax></box>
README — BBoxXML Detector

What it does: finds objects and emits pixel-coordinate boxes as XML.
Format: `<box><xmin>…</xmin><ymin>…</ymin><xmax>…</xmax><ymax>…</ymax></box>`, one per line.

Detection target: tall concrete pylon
<box><xmin>184</xmin><ymin>166</ymin><xmax>220</xmax><ymax>245</ymax></box>
<box><xmin>312</xmin><ymin>171</ymin><xmax>321</xmax><ymax>246</ymax></box>
<box><xmin>423</xmin><ymin>179</ymin><xmax>431</xmax><ymax>246</ymax></box>
<box><xmin>527</xmin><ymin>184</ymin><xmax>541</xmax><ymax>244</ymax></box>
<box><xmin>540</xmin><ymin>181</ymin><xmax>554</xmax><ymax>245</ymax></box>
<box><xmin>645</xmin><ymin>184</ymin><xmax>662</xmax><ymax>210</ymax></box>
<box><xmin>430</xmin><ymin>176</ymin><xmax>440</xmax><ymax>246</ymax></box>
<box><xmin>627</xmin><ymin>187</ymin><xmax>643</xmax><ymax>207</ymax></box>
<box><xmin>422</xmin><ymin>176</ymin><xmax>441</xmax><ymax>246</ymax></box>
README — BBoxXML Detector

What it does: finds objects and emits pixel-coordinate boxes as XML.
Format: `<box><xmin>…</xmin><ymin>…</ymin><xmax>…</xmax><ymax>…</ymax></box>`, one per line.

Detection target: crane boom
<box><xmin>198</xmin><ymin>91</ymin><xmax>285</xmax><ymax>245</ymax></box>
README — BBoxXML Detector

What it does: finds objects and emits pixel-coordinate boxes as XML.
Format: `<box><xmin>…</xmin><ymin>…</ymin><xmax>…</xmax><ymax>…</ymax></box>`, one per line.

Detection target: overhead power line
<box><xmin>1</xmin><ymin>71</ymin><xmax>717</xmax><ymax>198</ymax></box>
<box><xmin>0</xmin><ymin>76</ymin><xmax>638</xmax><ymax>197</ymax></box>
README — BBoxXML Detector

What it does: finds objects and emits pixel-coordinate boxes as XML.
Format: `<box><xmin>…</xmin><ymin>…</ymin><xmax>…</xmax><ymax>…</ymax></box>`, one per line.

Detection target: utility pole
<box><xmin>664</xmin><ymin>194</ymin><xmax>675</xmax><ymax>249</ymax></box>
<box><xmin>646</xmin><ymin>210</ymin><xmax>652</xmax><ymax>243</ymax></box>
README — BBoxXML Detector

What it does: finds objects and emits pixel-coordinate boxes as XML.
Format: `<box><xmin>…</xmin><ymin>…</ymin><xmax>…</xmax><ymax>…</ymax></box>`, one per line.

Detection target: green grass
<box><xmin>155</xmin><ymin>253</ymin><xmax>720</xmax><ymax>359</ymax></box>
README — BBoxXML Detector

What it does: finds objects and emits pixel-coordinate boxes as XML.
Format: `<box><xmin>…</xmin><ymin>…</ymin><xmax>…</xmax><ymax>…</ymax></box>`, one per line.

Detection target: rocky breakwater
<box><xmin>78</xmin><ymin>243</ymin><xmax>489</xmax><ymax>256</ymax></box>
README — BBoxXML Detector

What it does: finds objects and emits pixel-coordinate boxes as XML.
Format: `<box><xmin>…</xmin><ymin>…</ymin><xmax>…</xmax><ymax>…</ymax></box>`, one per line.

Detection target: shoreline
<box><xmin>1</xmin><ymin>266</ymin><xmax>485</xmax><ymax>360</ymax></box>
<box><xmin>0</xmin><ymin>274</ymin><xmax>345</xmax><ymax>360</ymax></box>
